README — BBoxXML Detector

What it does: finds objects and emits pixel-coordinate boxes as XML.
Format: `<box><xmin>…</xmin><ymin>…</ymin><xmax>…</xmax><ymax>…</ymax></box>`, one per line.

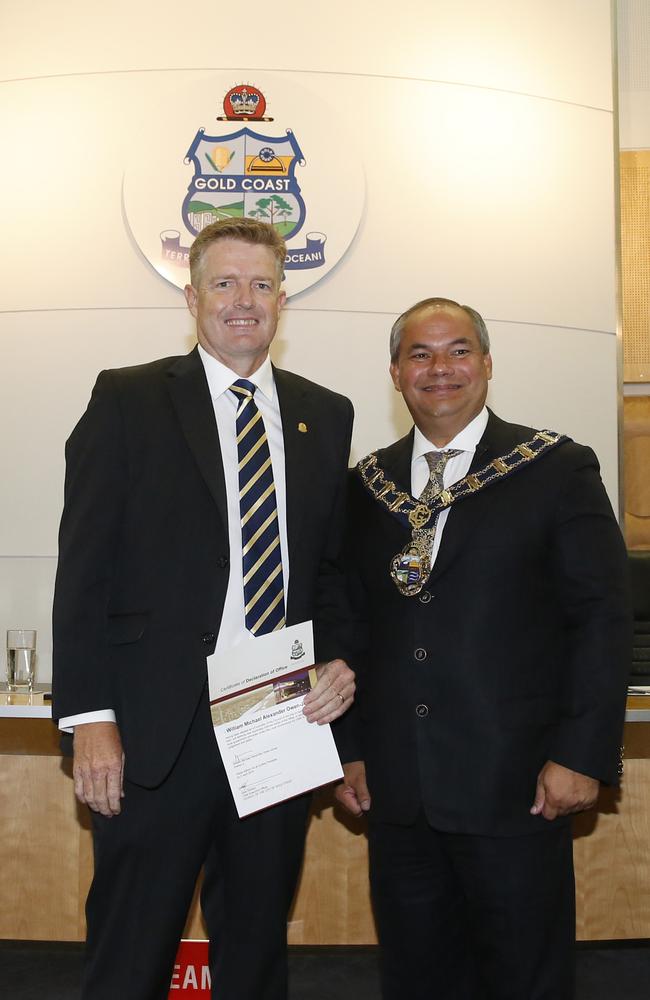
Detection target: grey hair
<box><xmin>389</xmin><ymin>297</ymin><xmax>491</xmax><ymax>362</ymax></box>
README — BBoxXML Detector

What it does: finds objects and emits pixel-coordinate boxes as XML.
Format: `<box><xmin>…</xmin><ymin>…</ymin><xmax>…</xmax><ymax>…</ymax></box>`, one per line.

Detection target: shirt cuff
<box><xmin>58</xmin><ymin>709</ymin><xmax>117</xmax><ymax>733</ymax></box>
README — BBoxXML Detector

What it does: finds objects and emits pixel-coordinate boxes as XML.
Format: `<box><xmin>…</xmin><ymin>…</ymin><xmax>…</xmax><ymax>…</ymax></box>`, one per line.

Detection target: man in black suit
<box><xmin>52</xmin><ymin>219</ymin><xmax>355</xmax><ymax>999</ymax></box>
<box><xmin>336</xmin><ymin>297</ymin><xmax>629</xmax><ymax>1000</ymax></box>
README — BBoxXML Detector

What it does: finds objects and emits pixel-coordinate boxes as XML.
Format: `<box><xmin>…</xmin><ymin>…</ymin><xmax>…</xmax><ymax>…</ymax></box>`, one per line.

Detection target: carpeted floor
<box><xmin>1</xmin><ymin>940</ymin><xmax>649</xmax><ymax>998</ymax></box>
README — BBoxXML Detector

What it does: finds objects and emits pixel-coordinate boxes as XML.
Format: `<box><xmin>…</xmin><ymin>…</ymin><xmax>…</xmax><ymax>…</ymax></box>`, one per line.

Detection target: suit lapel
<box><xmin>166</xmin><ymin>347</ymin><xmax>228</xmax><ymax>526</ymax></box>
<box><xmin>428</xmin><ymin>411</ymin><xmax>526</xmax><ymax>582</ymax></box>
<box><xmin>379</xmin><ymin>431</ymin><xmax>415</xmax><ymax>495</ymax></box>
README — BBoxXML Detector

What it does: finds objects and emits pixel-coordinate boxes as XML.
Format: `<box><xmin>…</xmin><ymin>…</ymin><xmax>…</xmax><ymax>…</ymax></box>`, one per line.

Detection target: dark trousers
<box><xmin>368</xmin><ymin>813</ymin><xmax>575</xmax><ymax>1000</ymax></box>
<box><xmin>83</xmin><ymin>690</ymin><xmax>310</xmax><ymax>1000</ymax></box>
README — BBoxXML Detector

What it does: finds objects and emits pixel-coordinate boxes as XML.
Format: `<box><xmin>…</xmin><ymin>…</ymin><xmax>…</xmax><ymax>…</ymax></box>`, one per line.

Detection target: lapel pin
<box><xmin>298</xmin><ymin>422</ymin><xmax>308</xmax><ymax>433</ymax></box>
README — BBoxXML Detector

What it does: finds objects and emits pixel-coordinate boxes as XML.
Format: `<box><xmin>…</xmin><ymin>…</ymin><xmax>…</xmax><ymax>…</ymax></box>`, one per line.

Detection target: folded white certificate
<box><xmin>207</xmin><ymin>621</ymin><xmax>343</xmax><ymax>817</ymax></box>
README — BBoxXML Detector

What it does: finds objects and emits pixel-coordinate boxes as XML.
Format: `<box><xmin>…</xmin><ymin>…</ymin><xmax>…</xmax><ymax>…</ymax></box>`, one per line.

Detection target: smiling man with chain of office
<box><xmin>336</xmin><ymin>297</ymin><xmax>630</xmax><ymax>1000</ymax></box>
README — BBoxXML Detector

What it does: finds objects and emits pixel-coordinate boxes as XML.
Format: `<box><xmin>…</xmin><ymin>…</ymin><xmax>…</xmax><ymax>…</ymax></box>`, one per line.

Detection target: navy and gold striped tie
<box><xmin>230</xmin><ymin>379</ymin><xmax>286</xmax><ymax>635</ymax></box>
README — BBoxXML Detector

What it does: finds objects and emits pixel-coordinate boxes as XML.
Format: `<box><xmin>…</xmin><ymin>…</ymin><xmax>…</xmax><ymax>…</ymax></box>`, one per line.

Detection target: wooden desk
<box><xmin>0</xmin><ymin>691</ymin><xmax>92</xmax><ymax>941</ymax></box>
<box><xmin>1</xmin><ymin>696</ymin><xmax>649</xmax><ymax>943</ymax></box>
<box><xmin>573</xmin><ymin>697</ymin><xmax>650</xmax><ymax>940</ymax></box>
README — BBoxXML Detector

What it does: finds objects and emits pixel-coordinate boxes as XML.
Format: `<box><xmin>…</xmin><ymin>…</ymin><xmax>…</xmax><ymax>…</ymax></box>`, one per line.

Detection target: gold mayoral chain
<box><xmin>357</xmin><ymin>430</ymin><xmax>568</xmax><ymax>597</ymax></box>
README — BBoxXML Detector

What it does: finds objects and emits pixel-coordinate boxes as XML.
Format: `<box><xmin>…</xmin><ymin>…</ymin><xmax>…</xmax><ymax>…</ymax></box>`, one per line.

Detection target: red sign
<box><xmin>169</xmin><ymin>940</ymin><xmax>211</xmax><ymax>996</ymax></box>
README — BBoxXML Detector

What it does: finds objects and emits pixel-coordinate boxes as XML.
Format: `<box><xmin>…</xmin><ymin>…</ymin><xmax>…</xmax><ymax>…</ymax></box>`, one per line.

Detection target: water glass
<box><xmin>6</xmin><ymin>629</ymin><xmax>37</xmax><ymax>692</ymax></box>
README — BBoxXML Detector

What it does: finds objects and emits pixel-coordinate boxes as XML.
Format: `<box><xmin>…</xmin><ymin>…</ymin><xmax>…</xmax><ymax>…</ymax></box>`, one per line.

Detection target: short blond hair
<box><xmin>189</xmin><ymin>218</ymin><xmax>287</xmax><ymax>287</ymax></box>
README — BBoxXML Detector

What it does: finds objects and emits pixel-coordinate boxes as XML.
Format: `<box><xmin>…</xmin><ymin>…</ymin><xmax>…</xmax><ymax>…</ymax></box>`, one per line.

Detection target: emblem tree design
<box><xmin>249</xmin><ymin>195</ymin><xmax>294</xmax><ymax>231</ymax></box>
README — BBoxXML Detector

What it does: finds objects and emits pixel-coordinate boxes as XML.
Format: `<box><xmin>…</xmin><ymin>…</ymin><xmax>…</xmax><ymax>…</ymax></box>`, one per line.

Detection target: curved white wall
<box><xmin>1</xmin><ymin>1</ymin><xmax>619</xmax><ymax>681</ymax></box>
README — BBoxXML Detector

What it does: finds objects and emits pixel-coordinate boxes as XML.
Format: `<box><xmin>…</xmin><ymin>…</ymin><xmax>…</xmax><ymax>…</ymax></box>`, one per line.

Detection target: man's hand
<box><xmin>73</xmin><ymin>721</ymin><xmax>125</xmax><ymax>817</ymax></box>
<box><xmin>335</xmin><ymin>760</ymin><xmax>371</xmax><ymax>817</ymax></box>
<box><xmin>302</xmin><ymin>658</ymin><xmax>355</xmax><ymax>724</ymax></box>
<box><xmin>530</xmin><ymin>760</ymin><xmax>599</xmax><ymax>821</ymax></box>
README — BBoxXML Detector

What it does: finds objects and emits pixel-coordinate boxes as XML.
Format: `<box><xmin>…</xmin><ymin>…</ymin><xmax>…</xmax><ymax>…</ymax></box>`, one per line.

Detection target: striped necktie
<box><xmin>230</xmin><ymin>379</ymin><xmax>286</xmax><ymax>635</ymax></box>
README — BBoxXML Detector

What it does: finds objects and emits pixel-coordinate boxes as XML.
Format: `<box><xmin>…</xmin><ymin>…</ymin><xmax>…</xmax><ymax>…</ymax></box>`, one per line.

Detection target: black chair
<box><xmin>628</xmin><ymin>551</ymin><xmax>650</xmax><ymax>686</ymax></box>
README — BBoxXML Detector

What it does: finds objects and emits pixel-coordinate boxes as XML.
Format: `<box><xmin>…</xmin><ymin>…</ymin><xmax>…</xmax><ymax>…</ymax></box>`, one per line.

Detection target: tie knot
<box><xmin>419</xmin><ymin>449</ymin><xmax>463</xmax><ymax>504</ymax></box>
<box><xmin>230</xmin><ymin>378</ymin><xmax>256</xmax><ymax>401</ymax></box>
<box><xmin>424</xmin><ymin>449</ymin><xmax>461</xmax><ymax>474</ymax></box>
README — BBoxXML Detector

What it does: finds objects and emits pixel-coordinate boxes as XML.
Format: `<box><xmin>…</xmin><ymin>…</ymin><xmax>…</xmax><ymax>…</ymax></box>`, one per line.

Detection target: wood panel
<box><xmin>183</xmin><ymin>878</ymin><xmax>206</xmax><ymax>939</ymax></box>
<box><xmin>287</xmin><ymin>787</ymin><xmax>375</xmax><ymax>945</ymax></box>
<box><xmin>0</xmin><ymin>755</ymin><xmax>92</xmax><ymax>941</ymax></box>
<box><xmin>624</xmin><ymin>396</ymin><xmax>650</xmax><ymax>550</ymax></box>
<box><xmin>574</xmin><ymin>759</ymin><xmax>650</xmax><ymax>939</ymax></box>
<box><xmin>182</xmin><ymin>788</ymin><xmax>377</xmax><ymax>944</ymax></box>
<box><xmin>0</xmin><ymin>715</ymin><xmax>61</xmax><ymax>755</ymax></box>
<box><xmin>621</xmin><ymin>151</ymin><xmax>650</xmax><ymax>383</ymax></box>
<box><xmin>3</xmin><ymin>717</ymin><xmax>650</xmax><ymax>944</ymax></box>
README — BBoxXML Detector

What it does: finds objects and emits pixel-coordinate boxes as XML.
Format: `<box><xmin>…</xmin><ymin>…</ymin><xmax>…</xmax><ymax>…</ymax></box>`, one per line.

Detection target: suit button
<box><xmin>217</xmin><ymin>556</ymin><xmax>229</xmax><ymax>569</ymax></box>
<box><xmin>414</xmin><ymin>647</ymin><xmax>427</xmax><ymax>661</ymax></box>
<box><xmin>419</xmin><ymin>591</ymin><xmax>432</xmax><ymax>604</ymax></box>
<box><xmin>201</xmin><ymin>632</ymin><xmax>216</xmax><ymax>645</ymax></box>
<box><xmin>416</xmin><ymin>704</ymin><xmax>429</xmax><ymax>718</ymax></box>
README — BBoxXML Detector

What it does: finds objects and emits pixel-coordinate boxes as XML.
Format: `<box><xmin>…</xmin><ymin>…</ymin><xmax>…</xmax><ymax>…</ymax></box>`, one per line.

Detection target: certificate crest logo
<box><xmin>290</xmin><ymin>639</ymin><xmax>305</xmax><ymax>660</ymax></box>
<box><xmin>124</xmin><ymin>78</ymin><xmax>364</xmax><ymax>298</ymax></box>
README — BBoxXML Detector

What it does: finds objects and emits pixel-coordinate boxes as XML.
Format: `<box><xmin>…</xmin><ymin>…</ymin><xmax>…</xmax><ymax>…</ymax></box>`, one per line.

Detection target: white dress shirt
<box><xmin>59</xmin><ymin>346</ymin><xmax>289</xmax><ymax>730</ymax></box>
<box><xmin>198</xmin><ymin>346</ymin><xmax>289</xmax><ymax>651</ymax></box>
<box><xmin>410</xmin><ymin>407</ymin><xmax>488</xmax><ymax>569</ymax></box>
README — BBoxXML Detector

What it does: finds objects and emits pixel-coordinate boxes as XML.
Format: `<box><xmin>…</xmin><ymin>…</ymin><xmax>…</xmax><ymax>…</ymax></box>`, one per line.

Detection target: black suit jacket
<box><xmin>52</xmin><ymin>347</ymin><xmax>353</xmax><ymax>788</ymax></box>
<box><xmin>339</xmin><ymin>412</ymin><xmax>630</xmax><ymax>836</ymax></box>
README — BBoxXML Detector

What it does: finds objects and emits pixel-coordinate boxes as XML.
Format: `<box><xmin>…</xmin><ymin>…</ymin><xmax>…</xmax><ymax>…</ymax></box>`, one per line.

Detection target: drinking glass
<box><xmin>6</xmin><ymin>629</ymin><xmax>37</xmax><ymax>692</ymax></box>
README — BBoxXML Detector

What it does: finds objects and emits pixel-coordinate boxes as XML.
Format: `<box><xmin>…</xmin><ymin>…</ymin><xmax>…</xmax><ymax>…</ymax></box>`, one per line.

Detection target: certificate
<box><xmin>206</xmin><ymin>621</ymin><xmax>343</xmax><ymax>817</ymax></box>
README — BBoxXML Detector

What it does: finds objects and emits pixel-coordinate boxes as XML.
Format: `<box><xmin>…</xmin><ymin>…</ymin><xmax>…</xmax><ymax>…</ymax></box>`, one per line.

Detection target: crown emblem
<box><xmin>217</xmin><ymin>84</ymin><xmax>273</xmax><ymax>122</ymax></box>
<box><xmin>230</xmin><ymin>88</ymin><xmax>258</xmax><ymax>115</ymax></box>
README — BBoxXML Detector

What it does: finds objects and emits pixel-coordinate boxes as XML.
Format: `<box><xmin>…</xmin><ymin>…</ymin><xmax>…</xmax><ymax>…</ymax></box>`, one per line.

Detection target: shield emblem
<box><xmin>182</xmin><ymin>126</ymin><xmax>306</xmax><ymax>240</ymax></box>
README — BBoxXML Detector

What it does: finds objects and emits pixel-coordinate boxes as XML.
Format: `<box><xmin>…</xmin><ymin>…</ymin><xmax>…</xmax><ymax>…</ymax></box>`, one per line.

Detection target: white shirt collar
<box><xmin>197</xmin><ymin>343</ymin><xmax>275</xmax><ymax>402</ymax></box>
<box><xmin>412</xmin><ymin>406</ymin><xmax>489</xmax><ymax>460</ymax></box>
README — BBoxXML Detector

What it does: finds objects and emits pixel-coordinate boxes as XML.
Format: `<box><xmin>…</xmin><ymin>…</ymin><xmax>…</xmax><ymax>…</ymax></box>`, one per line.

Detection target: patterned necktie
<box><xmin>230</xmin><ymin>379</ymin><xmax>285</xmax><ymax>635</ymax></box>
<box><xmin>420</xmin><ymin>449</ymin><xmax>462</xmax><ymax>504</ymax></box>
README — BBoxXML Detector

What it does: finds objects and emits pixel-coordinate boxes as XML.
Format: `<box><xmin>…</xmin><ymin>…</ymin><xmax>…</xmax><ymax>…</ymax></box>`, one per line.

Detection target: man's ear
<box><xmin>184</xmin><ymin>284</ymin><xmax>198</xmax><ymax>318</ymax></box>
<box><xmin>390</xmin><ymin>361</ymin><xmax>401</xmax><ymax>392</ymax></box>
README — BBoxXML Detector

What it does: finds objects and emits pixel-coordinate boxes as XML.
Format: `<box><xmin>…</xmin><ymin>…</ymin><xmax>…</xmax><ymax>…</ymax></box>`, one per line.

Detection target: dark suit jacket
<box><xmin>339</xmin><ymin>411</ymin><xmax>630</xmax><ymax>836</ymax></box>
<box><xmin>52</xmin><ymin>346</ymin><xmax>353</xmax><ymax>788</ymax></box>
